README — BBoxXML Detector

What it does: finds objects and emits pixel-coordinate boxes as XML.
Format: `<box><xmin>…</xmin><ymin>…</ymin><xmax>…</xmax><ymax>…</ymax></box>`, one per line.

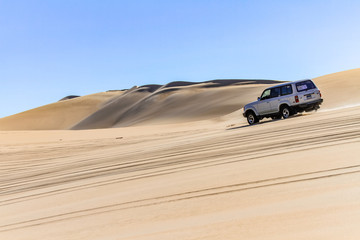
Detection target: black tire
<box><xmin>281</xmin><ymin>105</ymin><xmax>291</xmax><ymax>119</ymax></box>
<box><xmin>247</xmin><ymin>111</ymin><xmax>259</xmax><ymax>125</ymax></box>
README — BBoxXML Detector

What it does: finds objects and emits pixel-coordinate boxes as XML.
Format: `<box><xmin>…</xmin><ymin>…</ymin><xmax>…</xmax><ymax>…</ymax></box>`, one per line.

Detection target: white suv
<box><xmin>243</xmin><ymin>79</ymin><xmax>323</xmax><ymax>125</ymax></box>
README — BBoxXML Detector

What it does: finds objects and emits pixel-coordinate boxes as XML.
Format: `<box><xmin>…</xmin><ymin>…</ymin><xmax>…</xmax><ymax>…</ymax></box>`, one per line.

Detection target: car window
<box><xmin>296</xmin><ymin>80</ymin><xmax>316</xmax><ymax>92</ymax></box>
<box><xmin>281</xmin><ymin>85</ymin><xmax>293</xmax><ymax>95</ymax></box>
<box><xmin>260</xmin><ymin>89</ymin><xmax>271</xmax><ymax>100</ymax></box>
<box><xmin>270</xmin><ymin>87</ymin><xmax>280</xmax><ymax>98</ymax></box>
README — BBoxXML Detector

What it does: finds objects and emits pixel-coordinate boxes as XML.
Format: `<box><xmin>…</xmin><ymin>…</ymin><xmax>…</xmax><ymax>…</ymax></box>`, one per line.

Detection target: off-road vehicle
<box><xmin>243</xmin><ymin>79</ymin><xmax>323</xmax><ymax>125</ymax></box>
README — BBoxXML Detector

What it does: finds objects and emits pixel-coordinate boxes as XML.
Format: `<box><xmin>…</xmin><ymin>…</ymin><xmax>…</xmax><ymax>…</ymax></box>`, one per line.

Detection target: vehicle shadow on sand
<box><xmin>226</xmin><ymin>114</ymin><xmax>306</xmax><ymax>130</ymax></box>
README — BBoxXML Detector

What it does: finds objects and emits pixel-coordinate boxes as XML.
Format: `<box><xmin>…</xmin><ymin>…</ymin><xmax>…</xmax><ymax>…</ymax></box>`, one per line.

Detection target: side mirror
<box><xmin>257</xmin><ymin>97</ymin><xmax>261</xmax><ymax>101</ymax></box>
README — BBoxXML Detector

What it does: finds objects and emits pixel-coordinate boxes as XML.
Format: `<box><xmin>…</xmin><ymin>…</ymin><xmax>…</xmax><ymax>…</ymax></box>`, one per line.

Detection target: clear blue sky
<box><xmin>1</xmin><ymin>0</ymin><xmax>359</xmax><ymax>118</ymax></box>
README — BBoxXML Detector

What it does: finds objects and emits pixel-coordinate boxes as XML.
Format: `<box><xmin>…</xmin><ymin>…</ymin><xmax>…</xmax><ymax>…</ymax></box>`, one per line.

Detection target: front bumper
<box><xmin>242</xmin><ymin>110</ymin><xmax>247</xmax><ymax>118</ymax></box>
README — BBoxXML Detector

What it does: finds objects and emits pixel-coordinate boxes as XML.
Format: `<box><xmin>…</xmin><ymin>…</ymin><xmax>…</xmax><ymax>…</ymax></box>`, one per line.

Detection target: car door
<box><xmin>280</xmin><ymin>84</ymin><xmax>294</xmax><ymax>106</ymax></box>
<box><xmin>268</xmin><ymin>87</ymin><xmax>281</xmax><ymax>113</ymax></box>
<box><xmin>257</xmin><ymin>89</ymin><xmax>271</xmax><ymax>115</ymax></box>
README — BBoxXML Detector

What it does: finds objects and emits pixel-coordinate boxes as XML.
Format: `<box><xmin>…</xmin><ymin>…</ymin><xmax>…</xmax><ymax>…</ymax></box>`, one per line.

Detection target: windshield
<box><xmin>260</xmin><ymin>89</ymin><xmax>271</xmax><ymax>100</ymax></box>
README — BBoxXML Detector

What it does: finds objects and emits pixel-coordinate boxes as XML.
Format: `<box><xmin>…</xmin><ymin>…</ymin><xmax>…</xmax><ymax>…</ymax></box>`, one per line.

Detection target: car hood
<box><xmin>244</xmin><ymin>100</ymin><xmax>258</xmax><ymax>109</ymax></box>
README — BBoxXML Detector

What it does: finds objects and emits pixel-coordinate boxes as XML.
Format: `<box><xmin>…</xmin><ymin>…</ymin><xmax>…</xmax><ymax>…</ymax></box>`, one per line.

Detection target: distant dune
<box><xmin>58</xmin><ymin>95</ymin><xmax>80</xmax><ymax>101</ymax></box>
<box><xmin>0</xmin><ymin>92</ymin><xmax>124</xmax><ymax>130</ymax></box>
<box><xmin>0</xmin><ymin>68</ymin><xmax>359</xmax><ymax>130</ymax></box>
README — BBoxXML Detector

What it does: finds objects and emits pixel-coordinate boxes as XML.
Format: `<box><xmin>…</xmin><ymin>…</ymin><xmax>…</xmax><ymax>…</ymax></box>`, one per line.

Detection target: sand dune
<box><xmin>0</xmin><ymin>79</ymin><xmax>281</xmax><ymax>130</ymax></box>
<box><xmin>70</xmin><ymin>86</ymin><xmax>156</xmax><ymax>129</ymax></box>
<box><xmin>0</xmin><ymin>91</ymin><xmax>124</xmax><ymax>130</ymax></box>
<box><xmin>313</xmin><ymin>68</ymin><xmax>360</xmax><ymax>109</ymax></box>
<box><xmin>72</xmin><ymin>80</ymin><xmax>281</xmax><ymax>129</ymax></box>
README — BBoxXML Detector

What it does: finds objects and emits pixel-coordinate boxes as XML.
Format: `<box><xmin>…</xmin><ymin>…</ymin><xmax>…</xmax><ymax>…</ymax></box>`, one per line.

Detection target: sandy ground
<box><xmin>1</xmin><ymin>69</ymin><xmax>360</xmax><ymax>239</ymax></box>
<box><xmin>1</xmin><ymin>105</ymin><xmax>360</xmax><ymax>239</ymax></box>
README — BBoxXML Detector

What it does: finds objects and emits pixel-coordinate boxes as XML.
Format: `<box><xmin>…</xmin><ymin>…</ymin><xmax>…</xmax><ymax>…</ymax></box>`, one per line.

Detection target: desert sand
<box><xmin>0</xmin><ymin>68</ymin><xmax>360</xmax><ymax>239</ymax></box>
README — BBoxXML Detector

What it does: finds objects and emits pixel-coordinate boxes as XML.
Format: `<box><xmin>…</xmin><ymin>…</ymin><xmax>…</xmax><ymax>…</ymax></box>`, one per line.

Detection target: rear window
<box><xmin>296</xmin><ymin>80</ymin><xmax>316</xmax><ymax>92</ymax></box>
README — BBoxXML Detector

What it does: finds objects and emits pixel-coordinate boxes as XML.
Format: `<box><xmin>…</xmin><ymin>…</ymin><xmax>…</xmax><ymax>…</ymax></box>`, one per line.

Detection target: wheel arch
<box><xmin>279</xmin><ymin>103</ymin><xmax>295</xmax><ymax>118</ymax></box>
<box><xmin>245</xmin><ymin>107</ymin><xmax>259</xmax><ymax>117</ymax></box>
<box><xmin>279</xmin><ymin>103</ymin><xmax>291</xmax><ymax>112</ymax></box>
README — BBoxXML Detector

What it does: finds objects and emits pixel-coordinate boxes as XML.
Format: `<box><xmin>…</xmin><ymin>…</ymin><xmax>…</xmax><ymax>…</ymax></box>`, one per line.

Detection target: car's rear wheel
<box><xmin>247</xmin><ymin>112</ymin><xmax>259</xmax><ymax>125</ymax></box>
<box><xmin>281</xmin><ymin>106</ymin><xmax>291</xmax><ymax>119</ymax></box>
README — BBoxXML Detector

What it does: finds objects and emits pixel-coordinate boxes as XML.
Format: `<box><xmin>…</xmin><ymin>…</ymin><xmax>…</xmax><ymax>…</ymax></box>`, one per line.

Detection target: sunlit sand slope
<box><xmin>0</xmin><ymin>92</ymin><xmax>123</xmax><ymax>130</ymax></box>
<box><xmin>314</xmin><ymin>68</ymin><xmax>360</xmax><ymax>109</ymax></box>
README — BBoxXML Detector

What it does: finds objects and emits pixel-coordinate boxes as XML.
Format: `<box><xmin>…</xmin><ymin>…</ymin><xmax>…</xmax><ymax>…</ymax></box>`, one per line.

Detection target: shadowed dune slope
<box><xmin>71</xmin><ymin>80</ymin><xmax>282</xmax><ymax>129</ymax></box>
<box><xmin>70</xmin><ymin>86</ymin><xmax>157</xmax><ymax>130</ymax></box>
<box><xmin>0</xmin><ymin>92</ymin><xmax>124</xmax><ymax>130</ymax></box>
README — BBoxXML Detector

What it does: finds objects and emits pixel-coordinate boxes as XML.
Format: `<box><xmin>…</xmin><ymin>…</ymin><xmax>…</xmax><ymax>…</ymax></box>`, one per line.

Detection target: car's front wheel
<box><xmin>247</xmin><ymin>112</ymin><xmax>259</xmax><ymax>125</ymax></box>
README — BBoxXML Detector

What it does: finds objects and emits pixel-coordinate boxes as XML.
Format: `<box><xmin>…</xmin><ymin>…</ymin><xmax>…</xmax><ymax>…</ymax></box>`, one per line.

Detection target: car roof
<box><xmin>266</xmin><ymin>79</ymin><xmax>312</xmax><ymax>89</ymax></box>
